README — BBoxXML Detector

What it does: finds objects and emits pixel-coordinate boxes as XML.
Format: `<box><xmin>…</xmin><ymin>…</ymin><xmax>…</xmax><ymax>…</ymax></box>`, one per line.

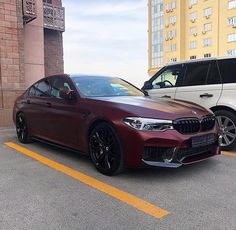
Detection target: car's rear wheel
<box><xmin>89</xmin><ymin>122</ymin><xmax>123</xmax><ymax>176</ymax></box>
<box><xmin>16</xmin><ymin>113</ymin><xmax>33</xmax><ymax>144</ymax></box>
<box><xmin>215</xmin><ymin>110</ymin><xmax>236</xmax><ymax>151</ymax></box>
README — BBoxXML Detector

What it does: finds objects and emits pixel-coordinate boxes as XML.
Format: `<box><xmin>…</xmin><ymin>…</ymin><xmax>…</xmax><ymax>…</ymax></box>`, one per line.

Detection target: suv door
<box><xmin>175</xmin><ymin>61</ymin><xmax>222</xmax><ymax>109</ymax></box>
<box><xmin>144</xmin><ymin>64</ymin><xmax>183</xmax><ymax>99</ymax></box>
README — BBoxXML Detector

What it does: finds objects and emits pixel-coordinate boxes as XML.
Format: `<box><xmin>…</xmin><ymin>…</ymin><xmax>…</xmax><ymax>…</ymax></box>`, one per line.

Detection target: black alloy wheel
<box><xmin>215</xmin><ymin>110</ymin><xmax>236</xmax><ymax>151</ymax></box>
<box><xmin>16</xmin><ymin>113</ymin><xmax>32</xmax><ymax>144</ymax></box>
<box><xmin>89</xmin><ymin>122</ymin><xmax>123</xmax><ymax>176</ymax></box>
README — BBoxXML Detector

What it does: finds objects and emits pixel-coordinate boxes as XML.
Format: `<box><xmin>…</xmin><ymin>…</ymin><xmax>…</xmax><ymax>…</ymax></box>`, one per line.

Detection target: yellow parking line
<box><xmin>222</xmin><ymin>151</ymin><xmax>236</xmax><ymax>157</ymax></box>
<box><xmin>5</xmin><ymin>142</ymin><xmax>169</xmax><ymax>219</ymax></box>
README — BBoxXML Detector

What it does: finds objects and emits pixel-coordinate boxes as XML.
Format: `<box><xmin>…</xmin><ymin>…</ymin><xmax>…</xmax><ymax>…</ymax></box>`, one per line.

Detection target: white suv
<box><xmin>142</xmin><ymin>57</ymin><xmax>236</xmax><ymax>150</ymax></box>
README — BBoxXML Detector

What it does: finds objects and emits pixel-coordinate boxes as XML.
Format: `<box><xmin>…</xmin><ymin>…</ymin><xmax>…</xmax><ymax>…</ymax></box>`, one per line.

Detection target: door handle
<box><xmin>200</xmin><ymin>93</ymin><xmax>213</xmax><ymax>98</ymax></box>
<box><xmin>46</xmin><ymin>102</ymin><xmax>52</xmax><ymax>107</ymax></box>
<box><xmin>161</xmin><ymin>95</ymin><xmax>171</xmax><ymax>98</ymax></box>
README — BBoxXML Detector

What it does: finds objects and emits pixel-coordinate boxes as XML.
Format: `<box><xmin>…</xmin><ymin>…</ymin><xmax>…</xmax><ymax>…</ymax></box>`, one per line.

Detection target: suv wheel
<box><xmin>215</xmin><ymin>110</ymin><xmax>236</xmax><ymax>151</ymax></box>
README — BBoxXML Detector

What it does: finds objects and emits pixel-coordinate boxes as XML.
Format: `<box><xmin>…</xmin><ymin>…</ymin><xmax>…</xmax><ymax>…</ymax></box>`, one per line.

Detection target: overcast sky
<box><xmin>63</xmin><ymin>0</ymin><xmax>148</xmax><ymax>87</ymax></box>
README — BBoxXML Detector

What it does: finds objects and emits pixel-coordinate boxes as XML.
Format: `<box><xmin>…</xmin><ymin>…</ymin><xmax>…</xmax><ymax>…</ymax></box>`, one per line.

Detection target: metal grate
<box><xmin>43</xmin><ymin>3</ymin><xmax>65</xmax><ymax>32</ymax></box>
<box><xmin>22</xmin><ymin>0</ymin><xmax>37</xmax><ymax>23</ymax></box>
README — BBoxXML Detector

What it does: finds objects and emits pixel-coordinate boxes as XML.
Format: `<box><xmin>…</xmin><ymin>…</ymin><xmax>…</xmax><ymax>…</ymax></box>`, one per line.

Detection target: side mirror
<box><xmin>142</xmin><ymin>81</ymin><xmax>152</xmax><ymax>90</ymax></box>
<box><xmin>59</xmin><ymin>88</ymin><xmax>76</xmax><ymax>100</ymax></box>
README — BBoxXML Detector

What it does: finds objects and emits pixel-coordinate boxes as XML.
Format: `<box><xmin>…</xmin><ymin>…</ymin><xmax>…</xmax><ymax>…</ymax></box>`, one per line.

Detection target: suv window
<box><xmin>207</xmin><ymin>61</ymin><xmax>222</xmax><ymax>85</ymax></box>
<box><xmin>34</xmin><ymin>80</ymin><xmax>51</xmax><ymax>97</ymax></box>
<box><xmin>183</xmin><ymin>62</ymin><xmax>209</xmax><ymax>86</ymax></box>
<box><xmin>218</xmin><ymin>59</ymin><xmax>236</xmax><ymax>83</ymax></box>
<box><xmin>151</xmin><ymin>65</ymin><xmax>182</xmax><ymax>89</ymax></box>
<box><xmin>50</xmin><ymin>77</ymin><xmax>72</xmax><ymax>99</ymax></box>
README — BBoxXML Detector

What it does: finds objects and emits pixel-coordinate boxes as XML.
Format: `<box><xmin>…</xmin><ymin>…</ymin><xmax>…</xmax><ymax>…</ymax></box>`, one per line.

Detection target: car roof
<box><xmin>164</xmin><ymin>56</ymin><xmax>236</xmax><ymax>67</ymax></box>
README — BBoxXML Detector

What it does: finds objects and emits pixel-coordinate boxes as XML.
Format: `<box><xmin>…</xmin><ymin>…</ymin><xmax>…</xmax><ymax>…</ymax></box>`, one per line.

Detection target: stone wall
<box><xmin>0</xmin><ymin>0</ymin><xmax>25</xmax><ymax>127</ymax></box>
<box><xmin>44</xmin><ymin>28</ymin><xmax>64</xmax><ymax>77</ymax></box>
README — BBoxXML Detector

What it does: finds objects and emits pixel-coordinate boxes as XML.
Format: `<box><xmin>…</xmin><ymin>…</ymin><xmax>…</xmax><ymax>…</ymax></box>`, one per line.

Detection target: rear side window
<box><xmin>35</xmin><ymin>80</ymin><xmax>51</xmax><ymax>97</ymax></box>
<box><xmin>207</xmin><ymin>61</ymin><xmax>222</xmax><ymax>85</ymax></box>
<box><xmin>218</xmin><ymin>59</ymin><xmax>236</xmax><ymax>83</ymax></box>
<box><xmin>183</xmin><ymin>62</ymin><xmax>210</xmax><ymax>86</ymax></box>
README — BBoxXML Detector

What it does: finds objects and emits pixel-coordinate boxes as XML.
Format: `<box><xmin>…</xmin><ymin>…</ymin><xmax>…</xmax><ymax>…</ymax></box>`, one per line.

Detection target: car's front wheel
<box><xmin>16</xmin><ymin>113</ymin><xmax>33</xmax><ymax>144</ymax></box>
<box><xmin>89</xmin><ymin>122</ymin><xmax>123</xmax><ymax>176</ymax></box>
<box><xmin>215</xmin><ymin>110</ymin><xmax>236</xmax><ymax>151</ymax></box>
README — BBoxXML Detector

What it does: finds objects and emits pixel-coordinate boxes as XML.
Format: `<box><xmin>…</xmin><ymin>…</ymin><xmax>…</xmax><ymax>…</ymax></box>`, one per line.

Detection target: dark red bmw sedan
<box><xmin>13</xmin><ymin>74</ymin><xmax>220</xmax><ymax>175</ymax></box>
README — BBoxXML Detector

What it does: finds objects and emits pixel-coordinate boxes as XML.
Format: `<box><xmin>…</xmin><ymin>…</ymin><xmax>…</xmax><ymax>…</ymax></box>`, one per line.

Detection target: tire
<box><xmin>16</xmin><ymin>113</ymin><xmax>33</xmax><ymax>144</ymax></box>
<box><xmin>89</xmin><ymin>122</ymin><xmax>123</xmax><ymax>176</ymax></box>
<box><xmin>215</xmin><ymin>110</ymin><xmax>236</xmax><ymax>151</ymax></box>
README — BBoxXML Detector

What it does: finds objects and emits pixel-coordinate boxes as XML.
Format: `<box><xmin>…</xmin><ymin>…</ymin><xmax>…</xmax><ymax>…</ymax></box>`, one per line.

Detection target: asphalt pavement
<box><xmin>0</xmin><ymin>128</ymin><xmax>235</xmax><ymax>230</ymax></box>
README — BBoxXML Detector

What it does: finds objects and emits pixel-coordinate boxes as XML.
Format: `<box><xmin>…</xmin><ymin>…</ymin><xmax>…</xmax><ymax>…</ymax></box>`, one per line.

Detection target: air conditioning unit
<box><xmin>170</xmin><ymin>8</ymin><xmax>173</xmax><ymax>12</ymax></box>
<box><xmin>205</xmin><ymin>15</ymin><xmax>210</xmax><ymax>19</ymax></box>
<box><xmin>165</xmin><ymin>24</ymin><xmax>169</xmax><ymax>28</ymax></box>
<box><xmin>169</xmin><ymin>36</ymin><xmax>173</xmax><ymax>40</ymax></box>
<box><xmin>191</xmin><ymin>18</ymin><xmax>196</xmax><ymax>23</ymax></box>
<box><xmin>202</xmin><ymin>30</ymin><xmax>206</xmax><ymax>34</ymax></box>
<box><xmin>165</xmin><ymin>37</ymin><xmax>169</xmax><ymax>41</ymax></box>
<box><xmin>189</xmin><ymin>5</ymin><xmax>192</xmax><ymax>9</ymax></box>
<box><xmin>171</xmin><ymin>22</ymin><xmax>176</xmax><ymax>25</ymax></box>
<box><xmin>193</xmin><ymin>32</ymin><xmax>197</xmax><ymax>36</ymax></box>
<box><xmin>166</xmin><ymin>9</ymin><xmax>169</xmax><ymax>13</ymax></box>
<box><xmin>232</xmin><ymin>24</ymin><xmax>236</xmax><ymax>28</ymax></box>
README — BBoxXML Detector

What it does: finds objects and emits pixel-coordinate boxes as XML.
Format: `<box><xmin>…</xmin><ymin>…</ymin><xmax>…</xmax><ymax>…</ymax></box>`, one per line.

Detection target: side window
<box><xmin>207</xmin><ymin>61</ymin><xmax>222</xmax><ymax>85</ymax></box>
<box><xmin>152</xmin><ymin>66</ymin><xmax>182</xmax><ymax>89</ymax></box>
<box><xmin>35</xmin><ymin>80</ymin><xmax>51</xmax><ymax>97</ymax></box>
<box><xmin>28</xmin><ymin>85</ymin><xmax>37</xmax><ymax>97</ymax></box>
<box><xmin>218</xmin><ymin>59</ymin><xmax>236</xmax><ymax>83</ymax></box>
<box><xmin>50</xmin><ymin>77</ymin><xmax>72</xmax><ymax>99</ymax></box>
<box><xmin>183</xmin><ymin>63</ymin><xmax>209</xmax><ymax>86</ymax></box>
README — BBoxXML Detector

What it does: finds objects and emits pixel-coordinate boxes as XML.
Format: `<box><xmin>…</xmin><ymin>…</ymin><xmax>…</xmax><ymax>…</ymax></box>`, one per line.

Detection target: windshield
<box><xmin>71</xmin><ymin>76</ymin><xmax>144</xmax><ymax>97</ymax></box>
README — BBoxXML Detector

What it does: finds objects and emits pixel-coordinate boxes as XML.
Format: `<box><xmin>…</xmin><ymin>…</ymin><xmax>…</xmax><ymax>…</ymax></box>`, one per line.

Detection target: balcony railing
<box><xmin>22</xmin><ymin>0</ymin><xmax>37</xmax><ymax>23</ymax></box>
<box><xmin>43</xmin><ymin>3</ymin><xmax>65</xmax><ymax>32</ymax></box>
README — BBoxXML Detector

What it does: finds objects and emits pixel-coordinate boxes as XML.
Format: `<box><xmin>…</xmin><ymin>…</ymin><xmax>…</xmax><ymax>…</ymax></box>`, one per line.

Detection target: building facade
<box><xmin>148</xmin><ymin>0</ymin><xmax>236</xmax><ymax>75</ymax></box>
<box><xmin>0</xmin><ymin>0</ymin><xmax>65</xmax><ymax>127</ymax></box>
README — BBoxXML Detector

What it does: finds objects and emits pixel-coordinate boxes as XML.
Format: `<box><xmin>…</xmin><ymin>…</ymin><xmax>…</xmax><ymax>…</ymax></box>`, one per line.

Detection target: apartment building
<box><xmin>148</xmin><ymin>0</ymin><xmax>236</xmax><ymax>75</ymax></box>
<box><xmin>0</xmin><ymin>0</ymin><xmax>65</xmax><ymax>127</ymax></box>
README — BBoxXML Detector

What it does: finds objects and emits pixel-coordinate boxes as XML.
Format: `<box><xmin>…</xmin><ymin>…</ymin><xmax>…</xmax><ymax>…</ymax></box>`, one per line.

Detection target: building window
<box><xmin>190</xmin><ymin>26</ymin><xmax>197</xmax><ymax>35</ymax></box>
<box><xmin>190</xmin><ymin>12</ymin><xmax>197</xmax><ymax>22</ymax></box>
<box><xmin>228</xmin><ymin>0</ymin><xmax>236</xmax><ymax>9</ymax></box>
<box><xmin>204</xmin><ymin>7</ymin><xmax>212</xmax><ymax>18</ymax></box>
<box><xmin>228</xmin><ymin>33</ymin><xmax>236</xmax><ymax>42</ymax></box>
<box><xmin>203</xmin><ymin>38</ymin><xmax>212</xmax><ymax>46</ymax></box>
<box><xmin>204</xmin><ymin>53</ymin><xmax>211</xmax><ymax>58</ymax></box>
<box><xmin>166</xmin><ymin>1</ymin><xmax>176</xmax><ymax>12</ymax></box>
<box><xmin>189</xmin><ymin>40</ymin><xmax>197</xmax><ymax>49</ymax></box>
<box><xmin>43</xmin><ymin>0</ymin><xmax>52</xmax><ymax>4</ymax></box>
<box><xmin>189</xmin><ymin>0</ymin><xmax>197</xmax><ymax>7</ymax></box>
<box><xmin>228</xmin><ymin>16</ymin><xmax>236</xmax><ymax>26</ymax></box>
<box><xmin>169</xmin><ymin>29</ymin><xmax>176</xmax><ymax>38</ymax></box>
<box><xmin>170</xmin><ymin>16</ymin><xmax>177</xmax><ymax>24</ymax></box>
<box><xmin>190</xmin><ymin>55</ymin><xmax>197</xmax><ymax>59</ymax></box>
<box><xmin>170</xmin><ymin>43</ymin><xmax>177</xmax><ymax>52</ymax></box>
<box><xmin>203</xmin><ymin>23</ymin><xmax>212</xmax><ymax>32</ymax></box>
<box><xmin>227</xmin><ymin>49</ymin><xmax>236</xmax><ymax>56</ymax></box>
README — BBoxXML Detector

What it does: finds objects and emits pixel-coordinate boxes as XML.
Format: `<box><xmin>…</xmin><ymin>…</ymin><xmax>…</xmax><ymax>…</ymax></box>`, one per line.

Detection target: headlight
<box><xmin>123</xmin><ymin>117</ymin><xmax>173</xmax><ymax>131</ymax></box>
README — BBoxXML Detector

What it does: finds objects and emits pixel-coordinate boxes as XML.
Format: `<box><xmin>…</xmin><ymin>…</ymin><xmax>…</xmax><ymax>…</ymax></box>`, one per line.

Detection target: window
<box><xmin>204</xmin><ymin>53</ymin><xmax>211</xmax><ymax>58</ymax></box>
<box><xmin>152</xmin><ymin>65</ymin><xmax>182</xmax><ymax>88</ymax></box>
<box><xmin>190</xmin><ymin>26</ymin><xmax>197</xmax><ymax>35</ymax></box>
<box><xmin>169</xmin><ymin>29</ymin><xmax>176</xmax><ymax>38</ymax></box>
<box><xmin>227</xmin><ymin>49</ymin><xmax>236</xmax><ymax>56</ymax></box>
<box><xmin>43</xmin><ymin>0</ymin><xmax>52</xmax><ymax>4</ymax></box>
<box><xmin>228</xmin><ymin>0</ymin><xmax>236</xmax><ymax>9</ymax></box>
<box><xmin>218</xmin><ymin>59</ymin><xmax>236</xmax><ymax>83</ymax></box>
<box><xmin>190</xmin><ymin>55</ymin><xmax>197</xmax><ymax>59</ymax></box>
<box><xmin>170</xmin><ymin>44</ymin><xmax>176</xmax><ymax>52</ymax></box>
<box><xmin>228</xmin><ymin>33</ymin><xmax>236</xmax><ymax>42</ymax></box>
<box><xmin>170</xmin><ymin>16</ymin><xmax>177</xmax><ymax>24</ymax></box>
<box><xmin>183</xmin><ymin>63</ymin><xmax>210</xmax><ymax>86</ymax></box>
<box><xmin>203</xmin><ymin>38</ymin><xmax>212</xmax><ymax>47</ymax></box>
<box><xmin>34</xmin><ymin>80</ymin><xmax>51</xmax><ymax>97</ymax></box>
<box><xmin>204</xmin><ymin>8</ymin><xmax>212</xmax><ymax>18</ymax></box>
<box><xmin>50</xmin><ymin>77</ymin><xmax>72</xmax><ymax>99</ymax></box>
<box><xmin>189</xmin><ymin>40</ymin><xmax>197</xmax><ymax>49</ymax></box>
<box><xmin>189</xmin><ymin>0</ymin><xmax>197</xmax><ymax>7</ymax></box>
<box><xmin>228</xmin><ymin>16</ymin><xmax>236</xmax><ymax>26</ymax></box>
<box><xmin>207</xmin><ymin>61</ymin><xmax>221</xmax><ymax>85</ymax></box>
<box><xmin>203</xmin><ymin>23</ymin><xmax>212</xmax><ymax>32</ymax></box>
<box><xmin>190</xmin><ymin>12</ymin><xmax>197</xmax><ymax>21</ymax></box>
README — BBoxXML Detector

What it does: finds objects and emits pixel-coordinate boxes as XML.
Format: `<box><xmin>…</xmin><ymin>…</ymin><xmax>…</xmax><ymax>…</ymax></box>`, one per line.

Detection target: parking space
<box><xmin>0</xmin><ymin>129</ymin><xmax>236</xmax><ymax>230</ymax></box>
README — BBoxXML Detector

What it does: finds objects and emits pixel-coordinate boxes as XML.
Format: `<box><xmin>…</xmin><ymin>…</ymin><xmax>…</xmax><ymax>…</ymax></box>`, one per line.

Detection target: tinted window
<box><xmin>35</xmin><ymin>80</ymin><xmax>51</xmax><ymax>97</ymax></box>
<box><xmin>218</xmin><ymin>59</ymin><xmax>236</xmax><ymax>83</ymax></box>
<box><xmin>28</xmin><ymin>85</ymin><xmax>36</xmax><ymax>96</ymax></box>
<box><xmin>50</xmin><ymin>77</ymin><xmax>72</xmax><ymax>99</ymax></box>
<box><xmin>151</xmin><ymin>65</ymin><xmax>182</xmax><ymax>89</ymax></box>
<box><xmin>71</xmin><ymin>77</ymin><xmax>144</xmax><ymax>97</ymax></box>
<box><xmin>207</xmin><ymin>61</ymin><xmax>222</xmax><ymax>85</ymax></box>
<box><xmin>183</xmin><ymin>62</ymin><xmax>210</xmax><ymax>86</ymax></box>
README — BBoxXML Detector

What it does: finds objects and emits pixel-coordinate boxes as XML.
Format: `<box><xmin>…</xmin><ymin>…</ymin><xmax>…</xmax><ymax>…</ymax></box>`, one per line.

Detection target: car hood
<box><xmin>91</xmin><ymin>96</ymin><xmax>211</xmax><ymax>120</ymax></box>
